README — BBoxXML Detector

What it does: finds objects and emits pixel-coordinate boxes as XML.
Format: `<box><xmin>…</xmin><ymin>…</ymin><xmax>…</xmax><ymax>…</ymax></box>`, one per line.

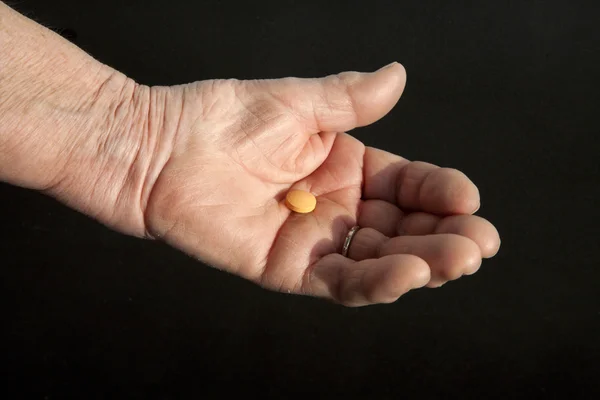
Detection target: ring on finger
<box><xmin>341</xmin><ymin>225</ymin><xmax>360</xmax><ymax>257</ymax></box>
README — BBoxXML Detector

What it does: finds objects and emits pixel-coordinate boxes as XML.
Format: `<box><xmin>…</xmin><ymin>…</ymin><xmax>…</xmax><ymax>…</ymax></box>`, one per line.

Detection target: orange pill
<box><xmin>285</xmin><ymin>190</ymin><xmax>317</xmax><ymax>213</ymax></box>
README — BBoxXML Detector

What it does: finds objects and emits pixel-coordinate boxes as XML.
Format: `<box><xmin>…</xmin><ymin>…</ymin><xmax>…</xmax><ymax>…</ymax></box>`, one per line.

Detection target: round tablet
<box><xmin>285</xmin><ymin>190</ymin><xmax>316</xmax><ymax>213</ymax></box>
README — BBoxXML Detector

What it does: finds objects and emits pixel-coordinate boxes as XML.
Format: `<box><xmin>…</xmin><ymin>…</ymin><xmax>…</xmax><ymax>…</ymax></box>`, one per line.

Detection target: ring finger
<box><xmin>347</xmin><ymin>228</ymin><xmax>482</xmax><ymax>287</ymax></box>
<box><xmin>359</xmin><ymin>200</ymin><xmax>500</xmax><ymax>258</ymax></box>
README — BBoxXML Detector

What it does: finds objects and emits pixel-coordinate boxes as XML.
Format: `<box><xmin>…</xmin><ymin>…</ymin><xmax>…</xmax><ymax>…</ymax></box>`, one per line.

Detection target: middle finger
<box><xmin>359</xmin><ymin>200</ymin><xmax>500</xmax><ymax>258</ymax></box>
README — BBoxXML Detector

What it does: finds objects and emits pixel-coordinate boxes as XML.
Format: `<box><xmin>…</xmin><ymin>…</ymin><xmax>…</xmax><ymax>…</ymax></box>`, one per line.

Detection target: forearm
<box><xmin>1</xmin><ymin>2</ymin><xmax>124</xmax><ymax>186</ymax></box>
<box><xmin>0</xmin><ymin>2</ymin><xmax>166</xmax><ymax>236</ymax></box>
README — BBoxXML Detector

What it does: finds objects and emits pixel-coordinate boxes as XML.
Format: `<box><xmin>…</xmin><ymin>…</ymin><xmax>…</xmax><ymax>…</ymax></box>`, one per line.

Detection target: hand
<box><xmin>140</xmin><ymin>62</ymin><xmax>500</xmax><ymax>306</ymax></box>
<box><xmin>0</xmin><ymin>6</ymin><xmax>499</xmax><ymax>306</ymax></box>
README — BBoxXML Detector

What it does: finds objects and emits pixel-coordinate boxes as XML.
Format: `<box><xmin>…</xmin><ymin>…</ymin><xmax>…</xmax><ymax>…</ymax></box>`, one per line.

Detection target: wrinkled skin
<box><xmin>1</xmin><ymin>3</ymin><xmax>500</xmax><ymax>307</ymax></box>
<box><xmin>137</xmin><ymin>63</ymin><xmax>500</xmax><ymax>306</ymax></box>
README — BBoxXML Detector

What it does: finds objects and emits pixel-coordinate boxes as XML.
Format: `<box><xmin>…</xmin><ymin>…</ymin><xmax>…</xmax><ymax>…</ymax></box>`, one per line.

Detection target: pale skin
<box><xmin>0</xmin><ymin>3</ymin><xmax>500</xmax><ymax>307</ymax></box>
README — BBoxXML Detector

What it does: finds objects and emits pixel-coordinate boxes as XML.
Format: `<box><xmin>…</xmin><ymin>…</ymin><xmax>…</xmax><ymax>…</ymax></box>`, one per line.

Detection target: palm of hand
<box><xmin>146</xmin><ymin>79</ymin><xmax>364</xmax><ymax>285</ymax></box>
<box><xmin>146</xmin><ymin>64</ymin><xmax>500</xmax><ymax>306</ymax></box>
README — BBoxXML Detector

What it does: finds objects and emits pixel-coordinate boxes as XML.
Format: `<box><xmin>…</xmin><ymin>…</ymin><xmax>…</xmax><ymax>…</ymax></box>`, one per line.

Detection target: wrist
<box><xmin>45</xmin><ymin>81</ymin><xmax>181</xmax><ymax>238</ymax></box>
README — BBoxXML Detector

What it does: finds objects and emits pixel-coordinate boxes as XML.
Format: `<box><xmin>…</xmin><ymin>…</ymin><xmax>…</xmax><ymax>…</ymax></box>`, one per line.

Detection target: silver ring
<box><xmin>342</xmin><ymin>225</ymin><xmax>360</xmax><ymax>257</ymax></box>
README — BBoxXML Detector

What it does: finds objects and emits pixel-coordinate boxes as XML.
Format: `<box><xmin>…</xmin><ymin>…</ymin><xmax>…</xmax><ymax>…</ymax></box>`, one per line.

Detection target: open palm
<box><xmin>145</xmin><ymin>63</ymin><xmax>500</xmax><ymax>306</ymax></box>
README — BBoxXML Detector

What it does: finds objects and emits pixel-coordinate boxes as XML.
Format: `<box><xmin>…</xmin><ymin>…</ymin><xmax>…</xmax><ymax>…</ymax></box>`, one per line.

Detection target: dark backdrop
<box><xmin>2</xmin><ymin>0</ymin><xmax>599</xmax><ymax>398</ymax></box>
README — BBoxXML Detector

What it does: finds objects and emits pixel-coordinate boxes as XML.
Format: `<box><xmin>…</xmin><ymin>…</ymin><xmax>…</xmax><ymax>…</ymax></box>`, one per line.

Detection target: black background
<box><xmin>1</xmin><ymin>0</ymin><xmax>599</xmax><ymax>398</ymax></box>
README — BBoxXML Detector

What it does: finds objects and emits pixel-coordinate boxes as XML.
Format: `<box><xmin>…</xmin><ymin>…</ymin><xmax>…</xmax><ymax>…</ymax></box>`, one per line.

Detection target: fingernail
<box><xmin>378</xmin><ymin>61</ymin><xmax>398</xmax><ymax>71</ymax></box>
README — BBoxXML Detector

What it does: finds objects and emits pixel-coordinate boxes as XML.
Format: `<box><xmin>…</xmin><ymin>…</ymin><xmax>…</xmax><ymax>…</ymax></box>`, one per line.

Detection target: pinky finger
<box><xmin>306</xmin><ymin>253</ymin><xmax>431</xmax><ymax>307</ymax></box>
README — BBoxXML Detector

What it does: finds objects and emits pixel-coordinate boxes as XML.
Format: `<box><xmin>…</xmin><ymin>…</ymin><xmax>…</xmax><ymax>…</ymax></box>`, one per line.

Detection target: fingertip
<box><xmin>481</xmin><ymin>224</ymin><xmax>501</xmax><ymax>259</ymax></box>
<box><xmin>407</xmin><ymin>255</ymin><xmax>432</xmax><ymax>288</ymax></box>
<box><xmin>378</xmin><ymin>61</ymin><xmax>400</xmax><ymax>71</ymax></box>
<box><xmin>377</xmin><ymin>61</ymin><xmax>406</xmax><ymax>84</ymax></box>
<box><xmin>455</xmin><ymin>236</ymin><xmax>483</xmax><ymax>276</ymax></box>
<box><xmin>430</xmin><ymin>234</ymin><xmax>482</xmax><ymax>280</ymax></box>
<box><xmin>426</xmin><ymin>279</ymin><xmax>446</xmax><ymax>289</ymax></box>
<box><xmin>463</xmin><ymin>245</ymin><xmax>483</xmax><ymax>276</ymax></box>
<box><xmin>467</xmin><ymin>184</ymin><xmax>481</xmax><ymax>214</ymax></box>
<box><xmin>351</xmin><ymin>62</ymin><xmax>407</xmax><ymax>127</ymax></box>
<box><xmin>435</xmin><ymin>215</ymin><xmax>501</xmax><ymax>259</ymax></box>
<box><xmin>376</xmin><ymin>61</ymin><xmax>407</xmax><ymax>96</ymax></box>
<box><xmin>420</xmin><ymin>168</ymin><xmax>481</xmax><ymax>214</ymax></box>
<box><xmin>487</xmin><ymin>232</ymin><xmax>501</xmax><ymax>258</ymax></box>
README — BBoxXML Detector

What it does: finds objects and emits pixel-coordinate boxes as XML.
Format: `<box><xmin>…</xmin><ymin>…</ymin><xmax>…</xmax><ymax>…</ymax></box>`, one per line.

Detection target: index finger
<box><xmin>362</xmin><ymin>147</ymin><xmax>480</xmax><ymax>215</ymax></box>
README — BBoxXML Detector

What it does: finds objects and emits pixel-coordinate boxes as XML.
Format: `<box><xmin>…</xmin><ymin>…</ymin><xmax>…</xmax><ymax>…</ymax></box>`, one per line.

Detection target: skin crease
<box><xmin>141</xmin><ymin>64</ymin><xmax>501</xmax><ymax>306</ymax></box>
<box><xmin>0</xmin><ymin>2</ymin><xmax>501</xmax><ymax>307</ymax></box>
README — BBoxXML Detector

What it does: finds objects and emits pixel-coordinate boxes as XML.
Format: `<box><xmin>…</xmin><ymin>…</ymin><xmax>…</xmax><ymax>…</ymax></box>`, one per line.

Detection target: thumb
<box><xmin>260</xmin><ymin>62</ymin><xmax>407</xmax><ymax>133</ymax></box>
